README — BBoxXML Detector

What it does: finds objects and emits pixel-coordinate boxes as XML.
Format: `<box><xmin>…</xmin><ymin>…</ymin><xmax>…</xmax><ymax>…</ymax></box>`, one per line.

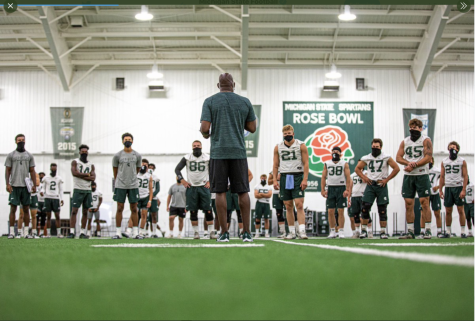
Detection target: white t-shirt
<box><xmin>254</xmin><ymin>183</ymin><xmax>273</xmax><ymax>204</ymax></box>
<box><xmin>350</xmin><ymin>171</ymin><xmax>367</xmax><ymax>198</ymax></box>
<box><xmin>41</xmin><ymin>175</ymin><xmax>64</xmax><ymax>200</ymax></box>
<box><xmin>442</xmin><ymin>156</ymin><xmax>465</xmax><ymax>188</ymax></box>
<box><xmin>91</xmin><ymin>190</ymin><xmax>102</xmax><ymax>209</ymax></box>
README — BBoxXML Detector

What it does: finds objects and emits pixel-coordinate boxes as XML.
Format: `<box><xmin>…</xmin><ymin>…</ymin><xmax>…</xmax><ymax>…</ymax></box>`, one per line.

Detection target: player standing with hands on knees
<box><xmin>200</xmin><ymin>73</ymin><xmax>256</xmax><ymax>242</ymax></box>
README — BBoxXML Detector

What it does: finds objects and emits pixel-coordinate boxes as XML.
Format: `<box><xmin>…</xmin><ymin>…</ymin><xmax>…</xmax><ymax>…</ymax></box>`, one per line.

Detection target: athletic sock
<box><xmin>265</xmin><ymin>229</ymin><xmax>269</xmax><ymax>234</ymax></box>
<box><xmin>420</xmin><ymin>228</ymin><xmax>425</xmax><ymax>234</ymax></box>
<box><xmin>362</xmin><ymin>225</ymin><xmax>367</xmax><ymax>231</ymax></box>
<box><xmin>289</xmin><ymin>226</ymin><xmax>296</xmax><ymax>234</ymax></box>
<box><xmin>299</xmin><ymin>224</ymin><xmax>305</xmax><ymax>233</ymax></box>
<box><xmin>461</xmin><ymin>226</ymin><xmax>466</xmax><ymax>234</ymax></box>
<box><xmin>239</xmin><ymin>228</ymin><xmax>243</xmax><ymax>234</ymax></box>
<box><xmin>32</xmin><ymin>229</ymin><xmax>37</xmax><ymax>235</ymax></box>
<box><xmin>468</xmin><ymin>229</ymin><xmax>472</xmax><ymax>234</ymax></box>
<box><xmin>81</xmin><ymin>228</ymin><xmax>86</xmax><ymax>235</ymax></box>
<box><xmin>447</xmin><ymin>226</ymin><xmax>452</xmax><ymax>234</ymax></box>
<box><xmin>47</xmin><ymin>228</ymin><xmax>51</xmax><ymax>236</ymax></box>
<box><xmin>71</xmin><ymin>228</ymin><xmax>75</xmax><ymax>234</ymax></box>
<box><xmin>116</xmin><ymin>227</ymin><xmax>121</xmax><ymax>236</ymax></box>
<box><xmin>437</xmin><ymin>227</ymin><xmax>442</xmax><ymax>233</ymax></box>
<box><xmin>87</xmin><ymin>230</ymin><xmax>92</xmax><ymax>237</ymax></box>
<box><xmin>152</xmin><ymin>223</ymin><xmax>157</xmax><ymax>234</ymax></box>
<box><xmin>127</xmin><ymin>227</ymin><xmax>132</xmax><ymax>235</ymax></box>
<box><xmin>192</xmin><ymin>225</ymin><xmax>199</xmax><ymax>233</ymax></box>
<box><xmin>57</xmin><ymin>227</ymin><xmax>61</xmax><ymax>236</ymax></box>
<box><xmin>339</xmin><ymin>228</ymin><xmax>344</xmax><ymax>235</ymax></box>
<box><xmin>97</xmin><ymin>231</ymin><xmax>101</xmax><ymax>236</ymax></box>
<box><xmin>140</xmin><ymin>228</ymin><xmax>146</xmax><ymax>235</ymax></box>
<box><xmin>330</xmin><ymin>228</ymin><xmax>335</xmax><ymax>235</ymax></box>
<box><xmin>279</xmin><ymin>224</ymin><xmax>285</xmax><ymax>233</ymax></box>
<box><xmin>294</xmin><ymin>221</ymin><xmax>299</xmax><ymax>230</ymax></box>
<box><xmin>132</xmin><ymin>227</ymin><xmax>139</xmax><ymax>237</ymax></box>
<box><xmin>23</xmin><ymin>226</ymin><xmax>29</xmax><ymax>236</ymax></box>
<box><xmin>208</xmin><ymin>225</ymin><xmax>214</xmax><ymax>232</ymax></box>
<box><xmin>425</xmin><ymin>222</ymin><xmax>431</xmax><ymax>231</ymax></box>
<box><xmin>407</xmin><ymin>223</ymin><xmax>414</xmax><ymax>232</ymax></box>
<box><xmin>380</xmin><ymin>227</ymin><xmax>386</xmax><ymax>234</ymax></box>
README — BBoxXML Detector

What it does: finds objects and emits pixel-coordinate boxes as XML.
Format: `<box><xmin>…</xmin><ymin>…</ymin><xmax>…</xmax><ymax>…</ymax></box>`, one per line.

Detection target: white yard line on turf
<box><xmin>273</xmin><ymin>240</ymin><xmax>474</xmax><ymax>267</ymax></box>
<box><xmin>359</xmin><ymin>243</ymin><xmax>474</xmax><ymax>247</ymax></box>
<box><xmin>92</xmin><ymin>243</ymin><xmax>265</xmax><ymax>248</ymax></box>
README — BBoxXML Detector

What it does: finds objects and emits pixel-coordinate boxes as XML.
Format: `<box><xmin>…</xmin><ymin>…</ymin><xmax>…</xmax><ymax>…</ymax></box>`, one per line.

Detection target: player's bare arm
<box><xmin>343</xmin><ymin>163</ymin><xmax>351</xmax><ymax>197</ymax></box>
<box><xmin>29</xmin><ymin>166</ymin><xmax>37</xmax><ymax>193</ymax></box>
<box><xmin>272</xmin><ymin>145</ymin><xmax>280</xmax><ymax>190</ymax></box>
<box><xmin>379</xmin><ymin>157</ymin><xmax>400</xmax><ymax>187</ymax></box>
<box><xmin>113</xmin><ymin>167</ymin><xmax>118</xmax><ymax>180</ymax></box>
<box><xmin>300</xmin><ymin>143</ymin><xmax>309</xmax><ymax>191</ymax></box>
<box><xmin>254</xmin><ymin>189</ymin><xmax>262</xmax><ymax>199</ymax></box>
<box><xmin>396</xmin><ymin>140</ymin><xmax>410</xmax><ymax>167</ymax></box>
<box><xmin>245</xmin><ymin>120</ymin><xmax>257</xmax><ymax>133</ymax></box>
<box><xmin>460</xmin><ymin>160</ymin><xmax>468</xmax><ymax>199</ymax></box>
<box><xmin>418</xmin><ymin>138</ymin><xmax>433</xmax><ymax>167</ymax></box>
<box><xmin>439</xmin><ymin>163</ymin><xmax>445</xmax><ymax>199</ymax></box>
<box><xmin>5</xmin><ymin>166</ymin><xmax>12</xmax><ymax>193</ymax></box>
<box><xmin>147</xmin><ymin>177</ymin><xmax>153</xmax><ymax>208</ymax></box>
<box><xmin>355</xmin><ymin>160</ymin><xmax>372</xmax><ymax>185</ymax></box>
<box><xmin>321</xmin><ymin>164</ymin><xmax>328</xmax><ymax>198</ymax></box>
<box><xmin>248</xmin><ymin>169</ymin><xmax>253</xmax><ymax>183</ymax></box>
<box><xmin>96</xmin><ymin>196</ymin><xmax>103</xmax><ymax>212</ymax></box>
<box><xmin>200</xmin><ymin>120</ymin><xmax>211</xmax><ymax>139</ymax></box>
<box><xmin>268</xmin><ymin>173</ymin><xmax>274</xmax><ymax>186</ymax></box>
<box><xmin>167</xmin><ymin>195</ymin><xmax>171</xmax><ymax>212</ymax></box>
<box><xmin>71</xmin><ymin>160</ymin><xmax>89</xmax><ymax>178</ymax></box>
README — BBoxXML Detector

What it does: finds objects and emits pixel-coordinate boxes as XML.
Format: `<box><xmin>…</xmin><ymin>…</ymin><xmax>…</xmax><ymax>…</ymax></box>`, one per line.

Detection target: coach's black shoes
<box><xmin>67</xmin><ymin>233</ymin><xmax>75</xmax><ymax>239</ymax></box>
<box><xmin>242</xmin><ymin>231</ymin><xmax>253</xmax><ymax>243</ymax></box>
<box><xmin>359</xmin><ymin>230</ymin><xmax>368</xmax><ymax>239</ymax></box>
<box><xmin>79</xmin><ymin>233</ymin><xmax>89</xmax><ymax>239</ymax></box>
<box><xmin>217</xmin><ymin>232</ymin><xmax>229</xmax><ymax>242</ymax></box>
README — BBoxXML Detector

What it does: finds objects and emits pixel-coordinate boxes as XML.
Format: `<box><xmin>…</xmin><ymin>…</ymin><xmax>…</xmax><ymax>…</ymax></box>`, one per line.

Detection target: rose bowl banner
<box><xmin>244</xmin><ymin>105</ymin><xmax>261</xmax><ymax>157</ymax></box>
<box><xmin>50</xmin><ymin>107</ymin><xmax>84</xmax><ymax>159</ymax></box>
<box><xmin>402</xmin><ymin>109</ymin><xmax>437</xmax><ymax>142</ymax></box>
<box><xmin>283</xmin><ymin>102</ymin><xmax>374</xmax><ymax>192</ymax></box>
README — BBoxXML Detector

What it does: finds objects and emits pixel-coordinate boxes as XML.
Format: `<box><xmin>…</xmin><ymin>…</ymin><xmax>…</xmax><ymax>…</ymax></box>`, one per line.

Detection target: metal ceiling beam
<box><xmin>211</xmin><ymin>36</ymin><xmax>241</xmax><ymax>58</ymax></box>
<box><xmin>49</xmin><ymin>6</ymin><xmax>82</xmax><ymax>24</ymax></box>
<box><xmin>37</xmin><ymin>6</ymin><xmax>73</xmax><ymax>91</ymax></box>
<box><xmin>70</xmin><ymin>63</ymin><xmax>99</xmax><ymax>89</ymax></box>
<box><xmin>411</xmin><ymin>5</ymin><xmax>452</xmax><ymax>92</ymax></box>
<box><xmin>59</xmin><ymin>36</ymin><xmax>91</xmax><ymax>58</ymax></box>
<box><xmin>16</xmin><ymin>8</ymin><xmax>42</xmax><ymax>24</ymax></box>
<box><xmin>209</xmin><ymin>5</ymin><xmax>241</xmax><ymax>22</ymax></box>
<box><xmin>434</xmin><ymin>37</ymin><xmax>460</xmax><ymax>58</ymax></box>
<box><xmin>240</xmin><ymin>5</ymin><xmax>249</xmax><ymax>91</ymax></box>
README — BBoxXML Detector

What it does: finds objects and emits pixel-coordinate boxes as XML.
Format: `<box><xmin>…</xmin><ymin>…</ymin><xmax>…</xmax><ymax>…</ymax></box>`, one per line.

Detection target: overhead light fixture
<box><xmin>325</xmin><ymin>64</ymin><xmax>342</xmax><ymax>79</ymax></box>
<box><xmin>147</xmin><ymin>64</ymin><xmax>163</xmax><ymax>79</ymax></box>
<box><xmin>323</xmin><ymin>80</ymin><xmax>340</xmax><ymax>92</ymax></box>
<box><xmin>338</xmin><ymin>5</ymin><xmax>356</xmax><ymax>21</ymax></box>
<box><xmin>135</xmin><ymin>5</ymin><xmax>153</xmax><ymax>21</ymax></box>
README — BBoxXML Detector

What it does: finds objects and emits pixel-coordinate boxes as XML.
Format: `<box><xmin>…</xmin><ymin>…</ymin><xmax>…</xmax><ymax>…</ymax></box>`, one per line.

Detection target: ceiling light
<box><xmin>147</xmin><ymin>64</ymin><xmax>163</xmax><ymax>79</ymax></box>
<box><xmin>325</xmin><ymin>64</ymin><xmax>342</xmax><ymax>79</ymax></box>
<box><xmin>135</xmin><ymin>5</ymin><xmax>153</xmax><ymax>21</ymax></box>
<box><xmin>338</xmin><ymin>5</ymin><xmax>356</xmax><ymax>21</ymax></box>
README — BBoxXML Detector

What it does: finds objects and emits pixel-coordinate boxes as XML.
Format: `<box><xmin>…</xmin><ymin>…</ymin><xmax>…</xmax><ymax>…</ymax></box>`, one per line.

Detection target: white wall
<box><xmin>0</xmin><ymin>68</ymin><xmax>473</xmax><ymax>236</ymax></box>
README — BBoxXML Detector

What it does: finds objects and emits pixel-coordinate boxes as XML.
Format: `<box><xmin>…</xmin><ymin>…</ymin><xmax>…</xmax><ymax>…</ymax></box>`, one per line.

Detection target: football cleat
<box><xmin>32</xmin><ymin>234</ymin><xmax>39</xmax><ymax>239</ymax></box>
<box><xmin>7</xmin><ymin>234</ymin><xmax>15</xmax><ymax>239</ymax></box>
<box><xmin>265</xmin><ymin>233</ymin><xmax>270</xmax><ymax>238</ymax></box>
<box><xmin>335</xmin><ymin>233</ymin><xmax>340</xmax><ymax>238</ymax></box>
<box><xmin>416</xmin><ymin>234</ymin><xmax>424</xmax><ymax>239</ymax></box>
<box><xmin>167</xmin><ymin>234</ymin><xmax>173</xmax><ymax>238</ymax></box>
<box><xmin>439</xmin><ymin>233</ymin><xmax>451</xmax><ymax>238</ymax></box>
<box><xmin>79</xmin><ymin>233</ymin><xmax>89</xmax><ymax>239</ymax></box>
<box><xmin>359</xmin><ymin>230</ymin><xmax>368</xmax><ymax>239</ymax></box>
<box><xmin>15</xmin><ymin>235</ymin><xmax>21</xmax><ymax>239</ymax></box>
<box><xmin>423</xmin><ymin>230</ymin><xmax>432</xmax><ymax>239</ymax></box>
<box><xmin>352</xmin><ymin>231</ymin><xmax>360</xmax><ymax>239</ymax></box>
<box><xmin>468</xmin><ymin>232</ymin><xmax>473</xmax><ymax>237</ymax></box>
<box><xmin>203</xmin><ymin>231</ymin><xmax>209</xmax><ymax>239</ymax></box>
<box><xmin>57</xmin><ymin>234</ymin><xmax>64</xmax><ymax>239</ymax></box>
<box><xmin>368</xmin><ymin>231</ymin><xmax>374</xmax><ymax>239</ymax></box>
<box><xmin>299</xmin><ymin>232</ymin><xmax>308</xmax><ymax>240</ymax></box>
<box><xmin>111</xmin><ymin>235</ymin><xmax>121</xmax><ymax>239</ymax></box>
<box><xmin>151</xmin><ymin>234</ymin><xmax>159</xmax><ymax>238</ymax></box>
<box><xmin>134</xmin><ymin>234</ymin><xmax>144</xmax><ymax>239</ymax></box>
<box><xmin>461</xmin><ymin>233</ymin><xmax>467</xmax><ymax>238</ymax></box>
<box><xmin>217</xmin><ymin>232</ymin><xmax>230</xmax><ymax>242</ymax></box>
<box><xmin>437</xmin><ymin>232</ymin><xmax>444</xmax><ymax>238</ymax></box>
<box><xmin>121</xmin><ymin>232</ymin><xmax>130</xmax><ymax>239</ymax></box>
<box><xmin>398</xmin><ymin>231</ymin><xmax>415</xmax><ymax>239</ymax></box>
<box><xmin>178</xmin><ymin>234</ymin><xmax>184</xmax><ymax>239</ymax></box>
<box><xmin>242</xmin><ymin>231</ymin><xmax>253</xmax><ymax>243</ymax></box>
<box><xmin>339</xmin><ymin>233</ymin><xmax>345</xmax><ymax>239</ymax></box>
<box><xmin>24</xmin><ymin>234</ymin><xmax>33</xmax><ymax>239</ymax></box>
<box><xmin>327</xmin><ymin>234</ymin><xmax>337</xmax><ymax>239</ymax></box>
<box><xmin>380</xmin><ymin>233</ymin><xmax>389</xmax><ymax>239</ymax></box>
<box><xmin>67</xmin><ymin>233</ymin><xmax>75</xmax><ymax>239</ymax></box>
<box><xmin>284</xmin><ymin>232</ymin><xmax>296</xmax><ymax>240</ymax></box>
<box><xmin>277</xmin><ymin>232</ymin><xmax>286</xmax><ymax>239</ymax></box>
<box><xmin>193</xmin><ymin>231</ymin><xmax>200</xmax><ymax>240</ymax></box>
<box><xmin>44</xmin><ymin>235</ymin><xmax>51</xmax><ymax>238</ymax></box>
<box><xmin>210</xmin><ymin>231</ymin><xmax>217</xmax><ymax>239</ymax></box>
<box><xmin>254</xmin><ymin>232</ymin><xmax>260</xmax><ymax>239</ymax></box>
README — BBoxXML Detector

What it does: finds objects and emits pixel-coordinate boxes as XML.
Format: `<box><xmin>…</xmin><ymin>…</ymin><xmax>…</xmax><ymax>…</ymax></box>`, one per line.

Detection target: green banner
<box><xmin>245</xmin><ymin>105</ymin><xmax>261</xmax><ymax>157</ymax></box>
<box><xmin>50</xmin><ymin>107</ymin><xmax>84</xmax><ymax>160</ymax></box>
<box><xmin>402</xmin><ymin>109</ymin><xmax>437</xmax><ymax>143</ymax></box>
<box><xmin>283</xmin><ymin>102</ymin><xmax>374</xmax><ymax>192</ymax></box>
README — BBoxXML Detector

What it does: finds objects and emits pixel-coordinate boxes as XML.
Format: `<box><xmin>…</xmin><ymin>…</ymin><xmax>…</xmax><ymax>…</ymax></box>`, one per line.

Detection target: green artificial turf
<box><xmin>0</xmin><ymin>237</ymin><xmax>473</xmax><ymax>320</ymax></box>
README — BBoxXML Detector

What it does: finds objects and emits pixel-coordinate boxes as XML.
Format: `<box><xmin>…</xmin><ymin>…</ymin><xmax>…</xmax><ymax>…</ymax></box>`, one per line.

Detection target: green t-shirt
<box><xmin>200</xmin><ymin>92</ymin><xmax>256</xmax><ymax>159</ymax></box>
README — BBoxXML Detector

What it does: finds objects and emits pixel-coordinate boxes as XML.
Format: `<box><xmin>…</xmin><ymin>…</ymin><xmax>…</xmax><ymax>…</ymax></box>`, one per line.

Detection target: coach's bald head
<box><xmin>217</xmin><ymin>73</ymin><xmax>235</xmax><ymax>92</ymax></box>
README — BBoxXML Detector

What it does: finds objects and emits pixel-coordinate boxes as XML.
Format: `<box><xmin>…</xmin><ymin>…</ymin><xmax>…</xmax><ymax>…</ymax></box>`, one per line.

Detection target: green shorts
<box><xmin>255</xmin><ymin>202</ymin><xmax>271</xmax><ymax>219</ymax></box>
<box><xmin>8</xmin><ymin>186</ymin><xmax>30</xmax><ymax>206</ymax></box>
<box><xmin>186</xmin><ymin>186</ymin><xmax>211</xmax><ymax>211</ymax></box>
<box><xmin>363</xmin><ymin>184</ymin><xmax>389</xmax><ymax>205</ymax></box>
<box><xmin>44</xmin><ymin>198</ymin><xmax>60</xmax><ymax>213</ymax></box>
<box><xmin>402</xmin><ymin>175</ymin><xmax>431</xmax><ymax>199</ymax></box>
<box><xmin>272</xmin><ymin>194</ymin><xmax>283</xmax><ymax>210</ymax></box>
<box><xmin>464</xmin><ymin>203</ymin><xmax>474</xmax><ymax>219</ymax></box>
<box><xmin>279</xmin><ymin>173</ymin><xmax>305</xmax><ymax>201</ymax></box>
<box><xmin>326</xmin><ymin>186</ymin><xmax>347</xmax><ymax>209</ymax></box>
<box><xmin>138</xmin><ymin>197</ymin><xmax>151</xmax><ymax>210</ymax></box>
<box><xmin>30</xmin><ymin>195</ymin><xmax>39</xmax><ymax>210</ymax></box>
<box><xmin>349</xmin><ymin>197</ymin><xmax>363</xmax><ymax>217</ymax></box>
<box><xmin>148</xmin><ymin>199</ymin><xmax>159</xmax><ymax>213</ymax></box>
<box><xmin>226</xmin><ymin>190</ymin><xmax>240</xmax><ymax>211</ymax></box>
<box><xmin>430</xmin><ymin>194</ymin><xmax>441</xmax><ymax>211</ymax></box>
<box><xmin>72</xmin><ymin>189</ymin><xmax>93</xmax><ymax>209</ymax></box>
<box><xmin>113</xmin><ymin>188</ymin><xmax>139</xmax><ymax>204</ymax></box>
<box><xmin>444</xmin><ymin>186</ymin><xmax>465</xmax><ymax>207</ymax></box>
<box><xmin>211</xmin><ymin>199</ymin><xmax>217</xmax><ymax>215</ymax></box>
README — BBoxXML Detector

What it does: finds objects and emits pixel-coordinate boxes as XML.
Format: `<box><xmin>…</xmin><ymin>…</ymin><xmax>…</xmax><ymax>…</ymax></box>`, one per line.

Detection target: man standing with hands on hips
<box><xmin>200</xmin><ymin>73</ymin><xmax>257</xmax><ymax>242</ymax></box>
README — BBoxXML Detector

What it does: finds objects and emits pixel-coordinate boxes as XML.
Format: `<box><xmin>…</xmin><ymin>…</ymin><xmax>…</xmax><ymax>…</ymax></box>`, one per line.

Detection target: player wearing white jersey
<box><xmin>273</xmin><ymin>125</ymin><xmax>309</xmax><ymax>240</ymax></box>
<box><xmin>348</xmin><ymin>167</ymin><xmax>373</xmax><ymax>238</ymax></box>
<box><xmin>87</xmin><ymin>182</ymin><xmax>102</xmax><ymax>237</ymax></box>
<box><xmin>396</xmin><ymin>119</ymin><xmax>433</xmax><ymax>240</ymax></box>
<box><xmin>268</xmin><ymin>171</ymin><xmax>298</xmax><ymax>238</ymax></box>
<box><xmin>41</xmin><ymin>163</ymin><xmax>64</xmax><ymax>238</ymax></box>
<box><xmin>137</xmin><ymin>160</ymin><xmax>153</xmax><ymax>238</ymax></box>
<box><xmin>418</xmin><ymin>157</ymin><xmax>443</xmax><ymax>239</ymax></box>
<box><xmin>464</xmin><ymin>178</ymin><xmax>474</xmax><ymax>237</ymax></box>
<box><xmin>37</xmin><ymin>172</ymin><xmax>47</xmax><ymax>237</ymax></box>
<box><xmin>355</xmin><ymin>139</ymin><xmax>400</xmax><ymax>239</ymax></box>
<box><xmin>321</xmin><ymin>147</ymin><xmax>351</xmax><ymax>239</ymax></box>
<box><xmin>175</xmin><ymin>140</ymin><xmax>215</xmax><ymax>239</ymax></box>
<box><xmin>439</xmin><ymin>141</ymin><xmax>468</xmax><ymax>238</ymax></box>
<box><xmin>147</xmin><ymin>163</ymin><xmax>163</xmax><ymax>238</ymax></box>
<box><xmin>69</xmin><ymin>145</ymin><xmax>96</xmax><ymax>239</ymax></box>
<box><xmin>254</xmin><ymin>174</ymin><xmax>273</xmax><ymax>238</ymax></box>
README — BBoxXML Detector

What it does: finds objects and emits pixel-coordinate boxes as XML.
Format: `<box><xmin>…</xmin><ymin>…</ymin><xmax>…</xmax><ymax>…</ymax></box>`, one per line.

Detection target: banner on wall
<box><xmin>402</xmin><ymin>109</ymin><xmax>437</xmax><ymax>142</ymax></box>
<box><xmin>283</xmin><ymin>102</ymin><xmax>374</xmax><ymax>192</ymax></box>
<box><xmin>50</xmin><ymin>107</ymin><xmax>84</xmax><ymax>159</ymax></box>
<box><xmin>245</xmin><ymin>105</ymin><xmax>261</xmax><ymax>157</ymax></box>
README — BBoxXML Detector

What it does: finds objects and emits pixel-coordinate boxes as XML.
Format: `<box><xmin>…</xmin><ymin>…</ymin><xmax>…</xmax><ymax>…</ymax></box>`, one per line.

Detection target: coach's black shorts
<box><xmin>210</xmin><ymin>159</ymin><xmax>249</xmax><ymax>194</ymax></box>
<box><xmin>169</xmin><ymin>207</ymin><xmax>186</xmax><ymax>218</ymax></box>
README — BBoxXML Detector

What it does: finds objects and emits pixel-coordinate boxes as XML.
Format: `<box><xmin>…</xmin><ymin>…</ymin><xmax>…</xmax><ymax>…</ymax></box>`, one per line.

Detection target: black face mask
<box><xmin>284</xmin><ymin>135</ymin><xmax>293</xmax><ymax>143</ymax></box>
<box><xmin>140</xmin><ymin>165</ymin><xmax>147</xmax><ymax>174</ymax></box>
<box><xmin>332</xmin><ymin>153</ymin><xmax>341</xmax><ymax>162</ymax></box>
<box><xmin>92</xmin><ymin>188</ymin><xmax>96</xmax><ymax>192</ymax></box>
<box><xmin>193</xmin><ymin>148</ymin><xmax>202</xmax><ymax>157</ymax></box>
<box><xmin>16</xmin><ymin>142</ymin><xmax>25</xmax><ymax>152</ymax></box>
<box><xmin>410</xmin><ymin>129</ymin><xmax>421</xmax><ymax>142</ymax></box>
<box><xmin>372</xmin><ymin>148</ymin><xmax>381</xmax><ymax>158</ymax></box>
<box><xmin>177</xmin><ymin>180</ymin><xmax>181</xmax><ymax>183</ymax></box>
<box><xmin>124</xmin><ymin>141</ymin><xmax>132</xmax><ymax>148</ymax></box>
<box><xmin>261</xmin><ymin>179</ymin><xmax>266</xmax><ymax>186</ymax></box>
<box><xmin>80</xmin><ymin>153</ymin><xmax>88</xmax><ymax>162</ymax></box>
<box><xmin>51</xmin><ymin>170</ymin><xmax>56</xmax><ymax>177</ymax></box>
<box><xmin>449</xmin><ymin>148</ymin><xmax>458</xmax><ymax>160</ymax></box>
<box><xmin>40</xmin><ymin>177</ymin><xmax>44</xmax><ymax>182</ymax></box>
<box><xmin>429</xmin><ymin>163</ymin><xmax>433</xmax><ymax>170</ymax></box>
